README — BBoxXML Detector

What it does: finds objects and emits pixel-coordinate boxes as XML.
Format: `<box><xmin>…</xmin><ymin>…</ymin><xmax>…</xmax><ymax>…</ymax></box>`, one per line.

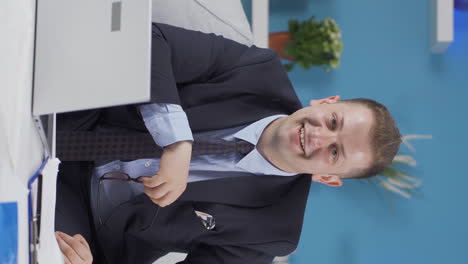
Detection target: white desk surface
<box><xmin>1</xmin><ymin>0</ymin><xmax>46</xmax><ymax>263</ymax></box>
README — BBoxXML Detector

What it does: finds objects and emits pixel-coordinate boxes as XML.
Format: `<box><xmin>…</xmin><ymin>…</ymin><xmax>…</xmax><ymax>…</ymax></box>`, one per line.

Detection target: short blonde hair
<box><xmin>344</xmin><ymin>98</ymin><xmax>401</xmax><ymax>179</ymax></box>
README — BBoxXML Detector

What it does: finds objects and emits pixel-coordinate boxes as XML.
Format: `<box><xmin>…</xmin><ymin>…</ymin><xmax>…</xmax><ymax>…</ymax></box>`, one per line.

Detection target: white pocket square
<box><xmin>194</xmin><ymin>210</ymin><xmax>216</xmax><ymax>230</ymax></box>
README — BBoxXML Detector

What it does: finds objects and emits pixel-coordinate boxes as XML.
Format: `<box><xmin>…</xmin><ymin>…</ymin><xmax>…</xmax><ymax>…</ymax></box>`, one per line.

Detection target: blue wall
<box><xmin>245</xmin><ymin>0</ymin><xmax>468</xmax><ymax>263</ymax></box>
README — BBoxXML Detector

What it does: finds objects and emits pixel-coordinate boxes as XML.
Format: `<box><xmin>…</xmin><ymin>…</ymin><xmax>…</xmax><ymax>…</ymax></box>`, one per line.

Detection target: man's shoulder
<box><xmin>234</xmin><ymin>45</ymin><xmax>280</xmax><ymax>68</ymax></box>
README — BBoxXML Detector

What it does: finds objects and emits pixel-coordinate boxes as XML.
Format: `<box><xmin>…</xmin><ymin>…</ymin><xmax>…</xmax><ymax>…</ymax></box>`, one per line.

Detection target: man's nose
<box><xmin>310</xmin><ymin>133</ymin><xmax>336</xmax><ymax>149</ymax></box>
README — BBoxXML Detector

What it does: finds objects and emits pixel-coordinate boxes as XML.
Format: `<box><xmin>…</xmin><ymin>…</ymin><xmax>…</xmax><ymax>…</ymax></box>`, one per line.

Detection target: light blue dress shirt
<box><xmin>90</xmin><ymin>103</ymin><xmax>296</xmax><ymax>226</ymax></box>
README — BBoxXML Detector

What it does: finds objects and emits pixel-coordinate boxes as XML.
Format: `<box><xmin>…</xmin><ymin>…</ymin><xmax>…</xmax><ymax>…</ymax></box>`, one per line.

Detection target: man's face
<box><xmin>267</xmin><ymin>96</ymin><xmax>373</xmax><ymax>179</ymax></box>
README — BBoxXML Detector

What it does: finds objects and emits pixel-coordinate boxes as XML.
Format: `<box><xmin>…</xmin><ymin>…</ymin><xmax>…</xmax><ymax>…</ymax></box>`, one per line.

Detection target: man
<box><xmin>54</xmin><ymin>23</ymin><xmax>401</xmax><ymax>264</ymax></box>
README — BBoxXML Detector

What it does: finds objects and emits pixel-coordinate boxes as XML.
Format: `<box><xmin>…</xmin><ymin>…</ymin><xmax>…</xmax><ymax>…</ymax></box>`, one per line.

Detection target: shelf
<box><xmin>431</xmin><ymin>0</ymin><xmax>454</xmax><ymax>53</ymax></box>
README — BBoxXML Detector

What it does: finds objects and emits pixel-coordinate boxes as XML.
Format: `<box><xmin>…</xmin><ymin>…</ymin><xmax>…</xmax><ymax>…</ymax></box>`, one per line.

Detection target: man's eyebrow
<box><xmin>340</xmin><ymin>113</ymin><xmax>344</xmax><ymax>132</ymax></box>
<box><xmin>340</xmin><ymin>113</ymin><xmax>347</xmax><ymax>160</ymax></box>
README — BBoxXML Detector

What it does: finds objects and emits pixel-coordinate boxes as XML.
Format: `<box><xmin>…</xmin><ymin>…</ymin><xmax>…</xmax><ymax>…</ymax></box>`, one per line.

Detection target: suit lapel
<box><xmin>178</xmin><ymin>174</ymin><xmax>307</xmax><ymax>207</ymax></box>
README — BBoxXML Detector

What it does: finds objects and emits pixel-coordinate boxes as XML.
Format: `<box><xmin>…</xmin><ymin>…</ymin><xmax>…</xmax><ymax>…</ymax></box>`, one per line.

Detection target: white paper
<box><xmin>37</xmin><ymin>158</ymin><xmax>64</xmax><ymax>264</ymax></box>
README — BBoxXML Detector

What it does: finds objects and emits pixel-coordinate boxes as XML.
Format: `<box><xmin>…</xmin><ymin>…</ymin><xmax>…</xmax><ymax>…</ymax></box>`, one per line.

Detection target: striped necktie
<box><xmin>56</xmin><ymin>131</ymin><xmax>255</xmax><ymax>161</ymax></box>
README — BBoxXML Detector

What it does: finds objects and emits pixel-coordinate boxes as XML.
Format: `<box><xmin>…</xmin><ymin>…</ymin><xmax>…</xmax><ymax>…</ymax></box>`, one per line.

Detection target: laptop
<box><xmin>33</xmin><ymin>0</ymin><xmax>152</xmax><ymax>116</ymax></box>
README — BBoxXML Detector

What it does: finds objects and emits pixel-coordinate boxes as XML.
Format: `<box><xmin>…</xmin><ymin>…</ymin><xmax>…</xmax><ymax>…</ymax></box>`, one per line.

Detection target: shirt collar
<box><xmin>233</xmin><ymin>115</ymin><xmax>296</xmax><ymax>176</ymax></box>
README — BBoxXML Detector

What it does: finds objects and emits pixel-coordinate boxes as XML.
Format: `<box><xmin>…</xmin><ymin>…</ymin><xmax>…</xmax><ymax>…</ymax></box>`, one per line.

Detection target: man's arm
<box><xmin>137</xmin><ymin>103</ymin><xmax>193</xmax><ymax>207</ymax></box>
<box><xmin>141</xmin><ymin>139</ymin><xmax>192</xmax><ymax>207</ymax></box>
<box><xmin>149</xmin><ymin>22</ymin><xmax>258</xmax><ymax>105</ymax></box>
<box><xmin>139</xmin><ymin>103</ymin><xmax>193</xmax><ymax>147</ymax></box>
<box><xmin>140</xmin><ymin>23</ymin><xmax>263</xmax><ymax>207</ymax></box>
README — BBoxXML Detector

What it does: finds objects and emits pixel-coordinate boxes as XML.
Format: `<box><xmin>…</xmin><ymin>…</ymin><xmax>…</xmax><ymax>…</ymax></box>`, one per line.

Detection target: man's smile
<box><xmin>300</xmin><ymin>124</ymin><xmax>306</xmax><ymax>155</ymax></box>
<box><xmin>294</xmin><ymin>123</ymin><xmax>306</xmax><ymax>155</ymax></box>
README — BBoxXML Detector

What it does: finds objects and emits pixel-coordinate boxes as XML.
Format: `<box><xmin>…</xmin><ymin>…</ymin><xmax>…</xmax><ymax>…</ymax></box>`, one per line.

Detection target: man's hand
<box><xmin>141</xmin><ymin>140</ymin><xmax>192</xmax><ymax>207</ymax></box>
<box><xmin>55</xmin><ymin>231</ymin><xmax>93</xmax><ymax>264</ymax></box>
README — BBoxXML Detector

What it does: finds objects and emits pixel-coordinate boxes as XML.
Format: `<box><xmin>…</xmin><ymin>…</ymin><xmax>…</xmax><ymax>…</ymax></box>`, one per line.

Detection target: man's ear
<box><xmin>309</xmin><ymin>95</ymin><xmax>341</xmax><ymax>106</ymax></box>
<box><xmin>311</xmin><ymin>174</ymin><xmax>343</xmax><ymax>187</ymax></box>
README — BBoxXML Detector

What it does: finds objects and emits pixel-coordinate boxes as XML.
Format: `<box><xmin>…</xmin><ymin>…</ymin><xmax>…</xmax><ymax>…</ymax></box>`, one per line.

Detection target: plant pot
<box><xmin>269</xmin><ymin>32</ymin><xmax>295</xmax><ymax>61</ymax></box>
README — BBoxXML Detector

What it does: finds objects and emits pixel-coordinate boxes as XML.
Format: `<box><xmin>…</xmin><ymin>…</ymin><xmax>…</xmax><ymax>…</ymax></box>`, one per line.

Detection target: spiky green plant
<box><xmin>373</xmin><ymin>135</ymin><xmax>432</xmax><ymax>198</ymax></box>
<box><xmin>284</xmin><ymin>17</ymin><xmax>343</xmax><ymax>72</ymax></box>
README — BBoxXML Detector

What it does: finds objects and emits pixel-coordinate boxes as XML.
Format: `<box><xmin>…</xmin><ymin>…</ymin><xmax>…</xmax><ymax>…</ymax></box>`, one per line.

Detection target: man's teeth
<box><xmin>300</xmin><ymin>126</ymin><xmax>305</xmax><ymax>153</ymax></box>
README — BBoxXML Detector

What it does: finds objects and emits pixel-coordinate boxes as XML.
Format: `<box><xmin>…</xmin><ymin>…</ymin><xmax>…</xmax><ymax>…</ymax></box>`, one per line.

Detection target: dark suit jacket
<box><xmin>58</xmin><ymin>23</ymin><xmax>311</xmax><ymax>264</ymax></box>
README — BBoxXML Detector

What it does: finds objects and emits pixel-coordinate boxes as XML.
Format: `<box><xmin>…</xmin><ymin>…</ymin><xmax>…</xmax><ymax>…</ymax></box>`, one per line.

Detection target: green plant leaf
<box><xmin>286</xmin><ymin>17</ymin><xmax>343</xmax><ymax>72</ymax></box>
<box><xmin>377</xmin><ymin>178</ymin><xmax>412</xmax><ymax>199</ymax></box>
<box><xmin>393</xmin><ymin>154</ymin><xmax>417</xmax><ymax>166</ymax></box>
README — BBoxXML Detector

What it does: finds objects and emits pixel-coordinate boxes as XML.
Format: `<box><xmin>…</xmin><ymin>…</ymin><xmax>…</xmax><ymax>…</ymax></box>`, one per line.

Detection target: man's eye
<box><xmin>331</xmin><ymin>145</ymin><xmax>338</xmax><ymax>159</ymax></box>
<box><xmin>331</xmin><ymin>114</ymin><xmax>338</xmax><ymax>130</ymax></box>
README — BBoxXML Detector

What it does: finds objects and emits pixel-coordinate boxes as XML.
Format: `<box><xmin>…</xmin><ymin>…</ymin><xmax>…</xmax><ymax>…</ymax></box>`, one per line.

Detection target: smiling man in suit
<box><xmin>54</xmin><ymin>23</ymin><xmax>401</xmax><ymax>264</ymax></box>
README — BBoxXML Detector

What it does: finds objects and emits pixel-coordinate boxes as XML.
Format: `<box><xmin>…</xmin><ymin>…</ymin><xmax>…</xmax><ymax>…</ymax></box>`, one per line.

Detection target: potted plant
<box><xmin>269</xmin><ymin>17</ymin><xmax>343</xmax><ymax>72</ymax></box>
<box><xmin>373</xmin><ymin>134</ymin><xmax>432</xmax><ymax>199</ymax></box>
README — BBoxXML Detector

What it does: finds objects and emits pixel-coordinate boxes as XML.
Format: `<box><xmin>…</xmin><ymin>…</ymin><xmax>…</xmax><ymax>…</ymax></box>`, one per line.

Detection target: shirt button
<box><xmin>114</xmin><ymin>165</ymin><xmax>120</xmax><ymax>170</ymax></box>
<box><xmin>144</xmin><ymin>161</ymin><xmax>151</xmax><ymax>167</ymax></box>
